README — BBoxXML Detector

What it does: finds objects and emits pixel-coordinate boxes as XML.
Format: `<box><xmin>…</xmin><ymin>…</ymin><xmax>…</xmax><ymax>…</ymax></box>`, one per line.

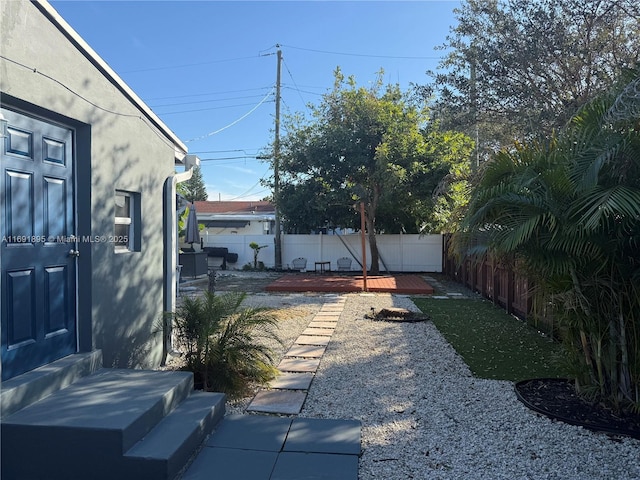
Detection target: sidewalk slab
<box><xmin>269</xmin><ymin>372</ymin><xmax>314</xmax><ymax>390</ymax></box>
<box><xmin>206</xmin><ymin>414</ymin><xmax>292</xmax><ymax>452</ymax></box>
<box><xmin>246</xmin><ymin>390</ymin><xmax>307</xmax><ymax>415</ymax></box>
<box><xmin>307</xmin><ymin>321</ymin><xmax>338</xmax><ymax>329</ymax></box>
<box><xmin>294</xmin><ymin>335</ymin><xmax>330</xmax><ymax>346</ymax></box>
<box><xmin>313</xmin><ymin>312</ymin><xmax>342</xmax><ymax>318</ymax></box>
<box><xmin>270</xmin><ymin>452</ymin><xmax>358</xmax><ymax>480</ymax></box>
<box><xmin>319</xmin><ymin>306</ymin><xmax>344</xmax><ymax>312</ymax></box>
<box><xmin>284</xmin><ymin>418</ymin><xmax>361</xmax><ymax>455</ymax></box>
<box><xmin>285</xmin><ymin>345</ymin><xmax>327</xmax><ymax>358</ymax></box>
<box><xmin>301</xmin><ymin>328</ymin><xmax>334</xmax><ymax>336</ymax></box>
<box><xmin>277</xmin><ymin>358</ymin><xmax>321</xmax><ymax>373</ymax></box>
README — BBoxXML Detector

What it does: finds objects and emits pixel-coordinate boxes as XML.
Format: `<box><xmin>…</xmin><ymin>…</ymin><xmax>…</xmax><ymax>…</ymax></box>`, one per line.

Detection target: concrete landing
<box><xmin>182</xmin><ymin>414</ymin><xmax>361</xmax><ymax>480</ymax></box>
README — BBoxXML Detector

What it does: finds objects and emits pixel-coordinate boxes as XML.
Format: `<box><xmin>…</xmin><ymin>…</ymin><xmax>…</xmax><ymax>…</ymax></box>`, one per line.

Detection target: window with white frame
<box><xmin>114</xmin><ymin>191</ymin><xmax>139</xmax><ymax>252</ymax></box>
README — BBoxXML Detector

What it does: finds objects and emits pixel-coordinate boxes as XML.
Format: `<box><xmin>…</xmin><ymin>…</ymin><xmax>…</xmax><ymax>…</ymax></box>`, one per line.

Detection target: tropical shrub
<box><xmin>173</xmin><ymin>291</ymin><xmax>282</xmax><ymax>398</ymax></box>
<box><xmin>453</xmin><ymin>70</ymin><xmax>640</xmax><ymax>412</ymax></box>
<box><xmin>248</xmin><ymin>242</ymin><xmax>269</xmax><ymax>270</ymax></box>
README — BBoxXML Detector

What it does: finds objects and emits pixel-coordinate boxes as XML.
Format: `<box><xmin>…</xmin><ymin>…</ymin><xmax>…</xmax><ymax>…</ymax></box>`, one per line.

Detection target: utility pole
<box><xmin>273</xmin><ymin>46</ymin><xmax>283</xmax><ymax>270</ymax></box>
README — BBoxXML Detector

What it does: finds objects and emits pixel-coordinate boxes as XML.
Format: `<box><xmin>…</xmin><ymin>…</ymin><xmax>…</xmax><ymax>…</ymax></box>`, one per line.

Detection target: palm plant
<box><xmin>453</xmin><ymin>69</ymin><xmax>640</xmax><ymax>411</ymax></box>
<box><xmin>173</xmin><ymin>291</ymin><xmax>282</xmax><ymax>398</ymax></box>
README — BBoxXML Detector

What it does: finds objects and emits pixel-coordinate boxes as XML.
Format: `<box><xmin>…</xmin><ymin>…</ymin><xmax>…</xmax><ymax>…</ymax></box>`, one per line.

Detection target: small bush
<box><xmin>173</xmin><ymin>291</ymin><xmax>282</xmax><ymax>398</ymax></box>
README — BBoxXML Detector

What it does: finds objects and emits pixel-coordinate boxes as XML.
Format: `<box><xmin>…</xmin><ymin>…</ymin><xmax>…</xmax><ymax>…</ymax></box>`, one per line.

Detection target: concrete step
<box><xmin>1</xmin><ymin>368</ymin><xmax>224</xmax><ymax>480</ymax></box>
<box><xmin>0</xmin><ymin>350</ymin><xmax>103</xmax><ymax>419</ymax></box>
<box><xmin>124</xmin><ymin>391</ymin><xmax>226</xmax><ymax>480</ymax></box>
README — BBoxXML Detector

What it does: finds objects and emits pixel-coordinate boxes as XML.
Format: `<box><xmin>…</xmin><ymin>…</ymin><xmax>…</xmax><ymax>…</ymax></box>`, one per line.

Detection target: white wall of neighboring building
<box><xmin>201</xmin><ymin>218</ymin><xmax>272</xmax><ymax>238</ymax></box>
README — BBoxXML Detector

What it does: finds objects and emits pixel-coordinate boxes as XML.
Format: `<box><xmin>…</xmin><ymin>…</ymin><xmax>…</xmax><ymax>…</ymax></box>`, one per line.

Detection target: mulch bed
<box><xmin>365</xmin><ymin>307</ymin><xmax>431</xmax><ymax>323</ymax></box>
<box><xmin>515</xmin><ymin>378</ymin><xmax>640</xmax><ymax>440</ymax></box>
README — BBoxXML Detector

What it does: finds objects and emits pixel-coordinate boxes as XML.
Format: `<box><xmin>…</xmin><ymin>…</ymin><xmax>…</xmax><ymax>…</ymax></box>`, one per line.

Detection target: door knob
<box><xmin>68</xmin><ymin>249</ymin><xmax>80</xmax><ymax>258</ymax></box>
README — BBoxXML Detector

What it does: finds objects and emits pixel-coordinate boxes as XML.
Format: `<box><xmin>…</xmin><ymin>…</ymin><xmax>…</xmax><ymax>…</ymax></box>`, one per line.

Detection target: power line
<box><xmin>159</xmin><ymin>100</ymin><xmax>273</xmax><ymax>116</ymax></box>
<box><xmin>191</xmin><ymin>148</ymin><xmax>262</xmax><ymax>155</ymax></box>
<box><xmin>121</xmin><ymin>54</ymin><xmax>270</xmax><ymax>74</ymax></box>
<box><xmin>225</xmin><ymin>172</ymin><xmax>271</xmax><ymax>201</ymax></box>
<box><xmin>150</xmin><ymin>93</ymin><xmax>270</xmax><ymax>108</ymax></box>
<box><xmin>184</xmin><ymin>87</ymin><xmax>275</xmax><ymax>142</ymax></box>
<box><xmin>199</xmin><ymin>156</ymin><xmax>257</xmax><ymax>161</ymax></box>
<box><xmin>0</xmin><ymin>54</ymin><xmax>180</xmax><ymax>153</ymax></box>
<box><xmin>282</xmin><ymin>58</ymin><xmax>307</xmax><ymax>107</ymax></box>
<box><xmin>226</xmin><ymin>188</ymin><xmax>270</xmax><ymax>201</ymax></box>
<box><xmin>282</xmin><ymin>85</ymin><xmax>324</xmax><ymax>97</ymax></box>
<box><xmin>145</xmin><ymin>86</ymin><xmax>273</xmax><ymax>101</ymax></box>
<box><xmin>280</xmin><ymin>44</ymin><xmax>443</xmax><ymax>60</ymax></box>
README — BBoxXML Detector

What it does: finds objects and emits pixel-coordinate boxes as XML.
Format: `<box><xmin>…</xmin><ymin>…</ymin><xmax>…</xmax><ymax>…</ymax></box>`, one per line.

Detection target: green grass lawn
<box><xmin>412</xmin><ymin>297</ymin><xmax>569</xmax><ymax>382</ymax></box>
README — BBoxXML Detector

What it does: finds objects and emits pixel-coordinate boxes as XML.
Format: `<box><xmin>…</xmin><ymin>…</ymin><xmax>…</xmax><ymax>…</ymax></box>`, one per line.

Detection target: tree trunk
<box><xmin>367</xmin><ymin>223</ymin><xmax>379</xmax><ymax>275</ymax></box>
<box><xmin>366</xmin><ymin>187</ymin><xmax>380</xmax><ymax>275</ymax></box>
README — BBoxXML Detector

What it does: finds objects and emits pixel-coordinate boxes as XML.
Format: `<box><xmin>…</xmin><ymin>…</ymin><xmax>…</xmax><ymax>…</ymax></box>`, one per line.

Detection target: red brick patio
<box><xmin>265</xmin><ymin>274</ymin><xmax>434</xmax><ymax>295</ymax></box>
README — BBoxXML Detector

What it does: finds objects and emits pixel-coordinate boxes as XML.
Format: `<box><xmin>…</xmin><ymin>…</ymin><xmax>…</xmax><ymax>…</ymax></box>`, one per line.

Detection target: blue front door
<box><xmin>1</xmin><ymin>108</ymin><xmax>77</xmax><ymax>381</ymax></box>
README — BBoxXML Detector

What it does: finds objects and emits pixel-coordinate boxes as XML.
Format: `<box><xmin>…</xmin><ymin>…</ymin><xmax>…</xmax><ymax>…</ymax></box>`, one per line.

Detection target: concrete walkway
<box><xmin>182</xmin><ymin>415</ymin><xmax>360</xmax><ymax>480</ymax></box>
<box><xmin>181</xmin><ymin>295</ymin><xmax>361</xmax><ymax>480</ymax></box>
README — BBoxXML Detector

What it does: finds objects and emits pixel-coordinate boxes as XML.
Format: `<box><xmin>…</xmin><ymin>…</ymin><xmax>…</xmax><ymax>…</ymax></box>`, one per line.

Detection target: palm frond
<box><xmin>570</xmin><ymin>186</ymin><xmax>640</xmax><ymax>232</ymax></box>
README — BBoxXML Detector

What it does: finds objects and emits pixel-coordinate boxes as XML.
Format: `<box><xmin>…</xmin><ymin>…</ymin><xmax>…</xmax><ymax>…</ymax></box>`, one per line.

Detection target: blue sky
<box><xmin>51</xmin><ymin>1</ymin><xmax>461</xmax><ymax>201</ymax></box>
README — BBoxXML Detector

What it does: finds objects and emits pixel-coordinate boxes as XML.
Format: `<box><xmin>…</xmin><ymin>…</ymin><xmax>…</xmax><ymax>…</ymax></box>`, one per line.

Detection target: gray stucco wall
<box><xmin>1</xmin><ymin>1</ymin><xmax>181</xmax><ymax>369</ymax></box>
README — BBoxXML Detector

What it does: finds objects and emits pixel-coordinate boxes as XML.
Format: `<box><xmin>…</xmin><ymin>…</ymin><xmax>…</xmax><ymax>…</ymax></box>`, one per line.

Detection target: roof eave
<box><xmin>33</xmin><ymin>0</ymin><xmax>188</xmax><ymax>160</ymax></box>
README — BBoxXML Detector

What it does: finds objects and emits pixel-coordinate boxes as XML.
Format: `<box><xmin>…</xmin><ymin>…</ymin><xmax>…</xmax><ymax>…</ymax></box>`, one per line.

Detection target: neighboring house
<box><xmin>0</xmin><ymin>1</ymin><xmax>193</xmax><ymax>381</ymax></box>
<box><xmin>195</xmin><ymin>200</ymin><xmax>275</xmax><ymax>237</ymax></box>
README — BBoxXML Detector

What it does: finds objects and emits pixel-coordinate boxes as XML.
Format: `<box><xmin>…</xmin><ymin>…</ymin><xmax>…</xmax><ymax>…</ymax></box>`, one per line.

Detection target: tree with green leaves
<box><xmin>178</xmin><ymin>165</ymin><xmax>208</xmax><ymax>202</ymax></box>
<box><xmin>454</xmin><ymin>70</ymin><xmax>640</xmax><ymax>411</ymax></box>
<box><xmin>273</xmin><ymin>69</ymin><xmax>473</xmax><ymax>273</ymax></box>
<box><xmin>423</xmin><ymin>0</ymin><xmax>640</xmax><ymax>156</ymax></box>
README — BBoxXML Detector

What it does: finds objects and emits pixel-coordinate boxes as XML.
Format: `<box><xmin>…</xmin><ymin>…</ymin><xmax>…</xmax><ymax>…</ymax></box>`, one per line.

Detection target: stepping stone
<box><xmin>278</xmin><ymin>358</ymin><xmax>321</xmax><ymax>373</ymax></box>
<box><xmin>284</xmin><ymin>417</ymin><xmax>362</xmax><ymax>455</ymax></box>
<box><xmin>271</xmin><ymin>452</ymin><xmax>358</xmax><ymax>480</ymax></box>
<box><xmin>432</xmin><ymin>295</ymin><xmax>449</xmax><ymax>299</ymax></box>
<box><xmin>320</xmin><ymin>306</ymin><xmax>344</xmax><ymax>312</ymax></box>
<box><xmin>302</xmin><ymin>328</ymin><xmax>334</xmax><ymax>336</ymax></box>
<box><xmin>247</xmin><ymin>390</ymin><xmax>307</xmax><ymax>415</ymax></box>
<box><xmin>269</xmin><ymin>372</ymin><xmax>314</xmax><ymax>390</ymax></box>
<box><xmin>307</xmin><ymin>321</ymin><xmax>337</xmax><ymax>329</ymax></box>
<box><xmin>285</xmin><ymin>345</ymin><xmax>327</xmax><ymax>358</ymax></box>
<box><xmin>447</xmin><ymin>292</ymin><xmax>463</xmax><ymax>296</ymax></box>
<box><xmin>206</xmin><ymin>414</ymin><xmax>292</xmax><ymax>451</ymax></box>
<box><xmin>313</xmin><ymin>313</ymin><xmax>341</xmax><ymax>321</ymax></box>
<box><xmin>294</xmin><ymin>335</ymin><xmax>330</xmax><ymax>346</ymax></box>
<box><xmin>314</xmin><ymin>311</ymin><xmax>342</xmax><ymax>316</ymax></box>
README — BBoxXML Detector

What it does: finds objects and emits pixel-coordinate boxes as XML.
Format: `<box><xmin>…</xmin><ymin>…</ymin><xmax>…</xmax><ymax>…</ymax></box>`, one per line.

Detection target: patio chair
<box><xmin>337</xmin><ymin>257</ymin><xmax>352</xmax><ymax>271</ymax></box>
<box><xmin>291</xmin><ymin>257</ymin><xmax>307</xmax><ymax>271</ymax></box>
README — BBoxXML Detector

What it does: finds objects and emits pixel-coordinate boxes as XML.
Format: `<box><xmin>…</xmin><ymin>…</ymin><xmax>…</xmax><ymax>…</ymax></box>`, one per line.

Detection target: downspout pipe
<box><xmin>162</xmin><ymin>154</ymin><xmax>200</xmax><ymax>364</ymax></box>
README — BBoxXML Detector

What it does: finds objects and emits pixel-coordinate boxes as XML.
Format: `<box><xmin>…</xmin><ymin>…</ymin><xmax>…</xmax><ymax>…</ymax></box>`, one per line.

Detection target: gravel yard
<box><xmin>182</xmin><ymin>273</ymin><xmax>640</xmax><ymax>479</ymax></box>
<box><xmin>235</xmin><ymin>291</ymin><xmax>640</xmax><ymax>480</ymax></box>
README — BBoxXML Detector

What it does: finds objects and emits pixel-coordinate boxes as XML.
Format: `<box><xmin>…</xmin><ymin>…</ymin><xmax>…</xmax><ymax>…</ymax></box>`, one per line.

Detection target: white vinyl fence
<box><xmin>202</xmin><ymin>233</ymin><xmax>443</xmax><ymax>272</ymax></box>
